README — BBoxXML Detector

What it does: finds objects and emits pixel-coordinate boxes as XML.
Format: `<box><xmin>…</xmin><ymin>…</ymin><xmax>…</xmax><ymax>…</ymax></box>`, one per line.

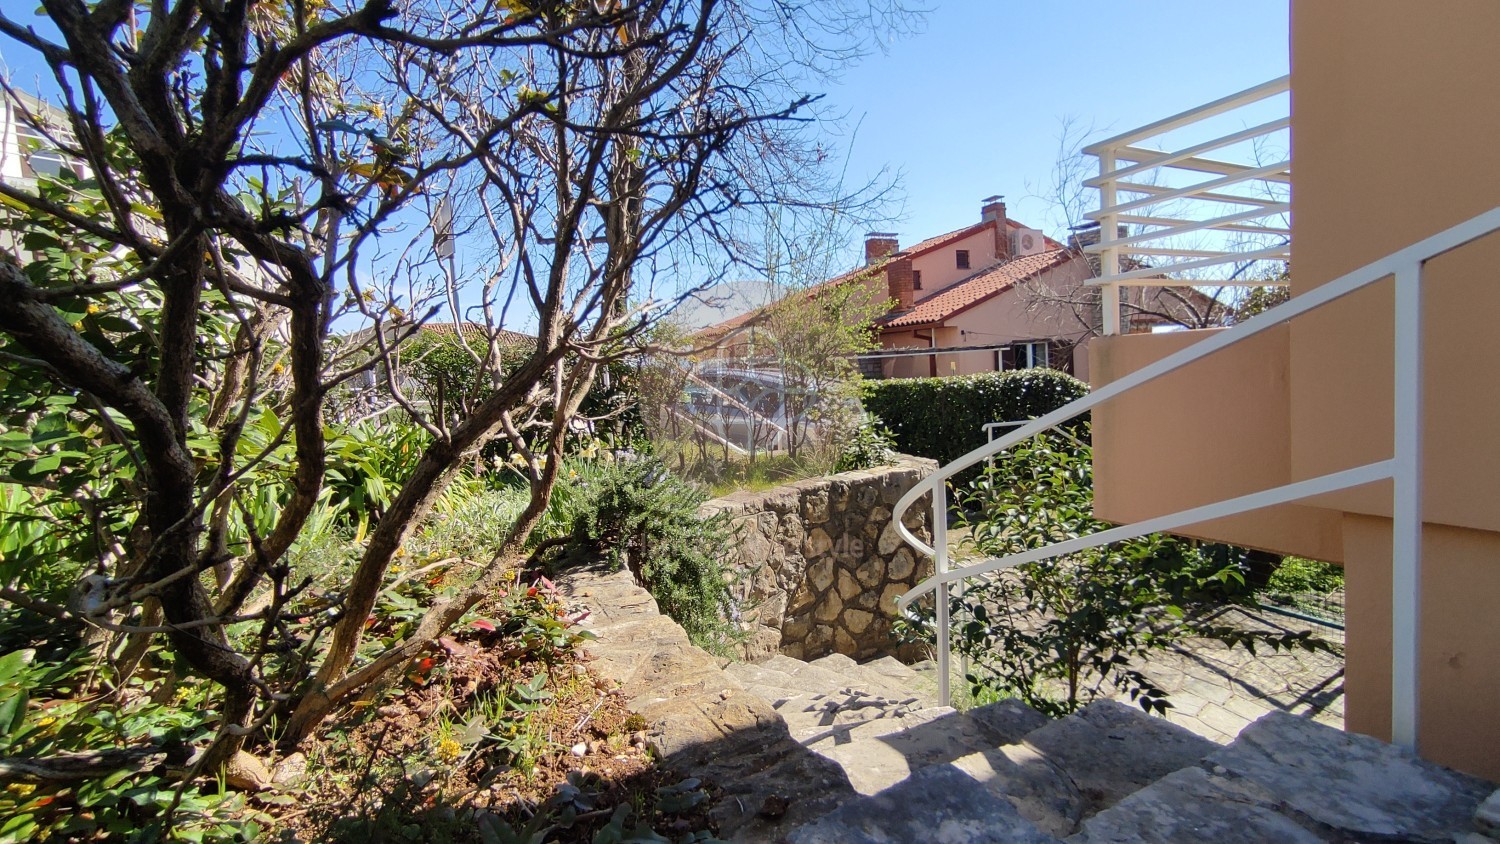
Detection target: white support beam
<box><xmin>1115</xmin><ymin>181</ymin><xmax>1286</xmax><ymax>208</ymax></box>
<box><xmin>1112</xmin><ymin>146</ymin><xmax>1293</xmax><ymax>184</ymax></box>
<box><xmin>1082</xmin><ymin>205</ymin><xmax>1291</xmax><ymax>252</ymax></box>
<box><xmin>1098</xmin><ymin>148</ymin><xmax>1122</xmax><ymax>335</ymax></box>
<box><xmin>1085</xmin><ymin>245</ymin><xmax>1292</xmax><ymax>286</ymax></box>
<box><xmin>1391</xmin><ymin>261</ymin><xmax>1424</xmax><ymax>751</ymax></box>
<box><xmin>1089</xmin><ymin>163</ymin><xmax>1293</xmax><ymax>218</ymax></box>
<box><xmin>1112</xmin><ymin>214</ymin><xmax>1290</xmax><ymax>236</ymax></box>
<box><xmin>1112</xmin><ymin>246</ymin><xmax>1267</xmax><ymax>259</ymax></box>
<box><xmin>1085</xmin><ymin>119</ymin><xmax>1291</xmax><ymax>188</ymax></box>
<box><xmin>1083</xmin><ymin>76</ymin><xmax>1289</xmax><ymax>154</ymax></box>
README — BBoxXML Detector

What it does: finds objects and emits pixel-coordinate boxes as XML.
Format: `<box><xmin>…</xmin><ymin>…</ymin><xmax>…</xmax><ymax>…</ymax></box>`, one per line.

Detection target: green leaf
<box><xmin>0</xmin><ymin>650</ymin><xmax>36</xmax><ymax>685</ymax></box>
<box><xmin>0</xmin><ymin>688</ymin><xmax>27</xmax><ymax>736</ymax></box>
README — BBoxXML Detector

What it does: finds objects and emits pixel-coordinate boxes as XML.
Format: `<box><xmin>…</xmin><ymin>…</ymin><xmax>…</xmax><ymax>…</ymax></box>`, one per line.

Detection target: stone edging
<box><xmin>558</xmin><ymin>564</ymin><xmax>856</xmax><ymax>842</ymax></box>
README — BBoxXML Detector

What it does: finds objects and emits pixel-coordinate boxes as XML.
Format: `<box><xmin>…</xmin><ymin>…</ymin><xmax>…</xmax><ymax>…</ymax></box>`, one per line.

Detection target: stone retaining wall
<box><xmin>701</xmin><ymin>456</ymin><xmax>936</xmax><ymax>662</ymax></box>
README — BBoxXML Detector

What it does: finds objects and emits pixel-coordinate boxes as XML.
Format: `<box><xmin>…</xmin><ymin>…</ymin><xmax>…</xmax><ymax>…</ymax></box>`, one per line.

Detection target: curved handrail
<box><xmin>887</xmin><ymin>206</ymin><xmax>1500</xmax><ymax>748</ymax></box>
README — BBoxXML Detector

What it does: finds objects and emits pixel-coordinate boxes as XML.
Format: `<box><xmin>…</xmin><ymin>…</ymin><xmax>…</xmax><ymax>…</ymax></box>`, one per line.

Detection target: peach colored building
<box><xmin>1089</xmin><ymin>0</ymin><xmax>1500</xmax><ymax>781</ymax></box>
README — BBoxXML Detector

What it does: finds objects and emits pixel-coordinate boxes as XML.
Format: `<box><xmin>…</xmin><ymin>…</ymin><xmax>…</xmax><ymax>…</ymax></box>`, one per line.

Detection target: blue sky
<box><xmin>815</xmin><ymin>0</ymin><xmax>1289</xmax><ymax>263</ymax></box>
<box><xmin>1</xmin><ymin>1</ymin><xmax>1291</xmax><ymax>314</ymax></box>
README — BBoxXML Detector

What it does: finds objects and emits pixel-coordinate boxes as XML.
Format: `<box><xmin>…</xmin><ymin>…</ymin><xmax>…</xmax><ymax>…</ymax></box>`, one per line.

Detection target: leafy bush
<box><xmin>909</xmin><ymin>428</ymin><xmax>1333</xmax><ymax>718</ymax></box>
<box><xmin>0</xmin><ymin>646</ymin><xmax>267</xmax><ymax>843</ymax></box>
<box><xmin>860</xmin><ymin>369</ymin><xmax>1089</xmax><ymax>467</ymax></box>
<box><xmin>1265</xmin><ymin>556</ymin><xmax>1344</xmax><ymax>595</ymax></box>
<box><xmin>545</xmin><ymin>458</ymin><xmax>739</xmax><ymax>654</ymax></box>
<box><xmin>834</xmin><ymin>414</ymin><xmax>898</xmax><ymax>473</ymax></box>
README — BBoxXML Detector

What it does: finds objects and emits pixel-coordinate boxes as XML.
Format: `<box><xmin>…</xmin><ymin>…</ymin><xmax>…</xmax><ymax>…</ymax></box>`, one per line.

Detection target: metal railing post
<box><xmin>933</xmin><ymin>482</ymin><xmax>950</xmax><ymax>707</ymax></box>
<box><xmin>1391</xmin><ymin>262</ymin><xmax>1424</xmax><ymax>751</ymax></box>
<box><xmin>1098</xmin><ymin>148</ymin><xmax>1122</xmax><ymax>336</ymax></box>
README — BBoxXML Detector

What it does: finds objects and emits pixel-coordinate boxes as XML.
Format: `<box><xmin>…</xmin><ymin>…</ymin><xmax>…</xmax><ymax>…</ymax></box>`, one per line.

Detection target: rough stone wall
<box><xmin>700</xmin><ymin>456</ymin><xmax>936</xmax><ymax>662</ymax></box>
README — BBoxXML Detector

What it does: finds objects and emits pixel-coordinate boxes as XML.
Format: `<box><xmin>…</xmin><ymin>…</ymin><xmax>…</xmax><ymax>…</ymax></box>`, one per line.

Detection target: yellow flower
<box><xmin>436</xmin><ymin>736</ymin><xmax>462</xmax><ymax>762</ymax></box>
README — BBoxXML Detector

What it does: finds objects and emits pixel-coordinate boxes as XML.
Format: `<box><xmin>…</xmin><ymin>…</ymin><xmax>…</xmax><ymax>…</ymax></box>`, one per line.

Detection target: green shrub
<box><xmin>834</xmin><ymin>415</ymin><xmax>898</xmax><ymax>473</ymax></box>
<box><xmin>546</xmin><ymin>458</ymin><xmax>740</xmax><ymax>654</ymax></box>
<box><xmin>860</xmin><ymin>369</ymin><xmax>1089</xmax><ymax>467</ymax></box>
<box><xmin>1265</xmin><ymin>556</ymin><xmax>1344</xmax><ymax>595</ymax></box>
<box><xmin>904</xmin><ymin>428</ymin><xmax>1333</xmax><ymax>718</ymax></box>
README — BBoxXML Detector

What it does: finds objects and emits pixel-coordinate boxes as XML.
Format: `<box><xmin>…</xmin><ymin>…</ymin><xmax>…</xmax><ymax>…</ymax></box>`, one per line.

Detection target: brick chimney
<box><xmin>865</xmin><ymin>232</ymin><xmax>899</xmax><ymax>265</ymax></box>
<box><xmin>981</xmin><ymin>195</ymin><xmax>1009</xmax><ymax>261</ymax></box>
<box><xmin>885</xmin><ymin>256</ymin><xmax>915</xmax><ymax>310</ymax></box>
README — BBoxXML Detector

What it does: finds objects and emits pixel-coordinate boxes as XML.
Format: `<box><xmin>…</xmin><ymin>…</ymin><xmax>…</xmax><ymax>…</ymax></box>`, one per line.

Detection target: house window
<box><xmin>27</xmin><ymin>150</ymin><xmax>66</xmax><ymax>179</ymax></box>
<box><xmin>955</xmin><ymin>250</ymin><xmax>970</xmax><ymax>270</ymax></box>
<box><xmin>912</xmin><ymin>270</ymin><xmax>922</xmax><ymax>290</ymax></box>
<box><xmin>1000</xmin><ymin>341</ymin><xmax>1049</xmax><ymax>370</ymax></box>
<box><xmin>16</xmin><ymin>123</ymin><xmax>69</xmax><ymax>179</ymax></box>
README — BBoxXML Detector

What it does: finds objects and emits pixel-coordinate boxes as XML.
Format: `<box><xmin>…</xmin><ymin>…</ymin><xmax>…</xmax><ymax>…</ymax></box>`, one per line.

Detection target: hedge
<box><xmin>860</xmin><ymin>368</ymin><xmax>1089</xmax><ymax>467</ymax></box>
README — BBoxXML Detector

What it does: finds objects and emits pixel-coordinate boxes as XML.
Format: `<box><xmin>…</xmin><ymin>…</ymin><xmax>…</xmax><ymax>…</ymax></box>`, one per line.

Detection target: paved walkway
<box><xmin>1112</xmin><ymin>605</ymin><xmax>1345</xmax><ymax>744</ymax></box>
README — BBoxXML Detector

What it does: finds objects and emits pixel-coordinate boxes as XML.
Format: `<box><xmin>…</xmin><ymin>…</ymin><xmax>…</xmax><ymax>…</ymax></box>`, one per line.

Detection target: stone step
<box><xmin>851</xmin><ymin>655</ymin><xmax>940</xmax><ymax>705</ymax></box>
<box><xmin>947</xmin><ymin>699</ymin><xmax>1218</xmax><ymax>837</ymax></box>
<box><xmin>1205</xmin><ymin>710</ymin><xmax>1490</xmax><ymax>842</ymax></box>
<box><xmin>966</xmin><ymin>698</ymin><xmax>1050</xmax><ymax>746</ymax></box>
<box><xmin>809</xmin><ymin>653</ymin><xmax>940</xmax><ymax>710</ymax></box>
<box><xmin>786</xmin><ymin>762</ymin><xmax>1060</xmax><ymax>844</ymax></box>
<box><xmin>721</xmin><ymin>660</ymin><xmax>805</xmax><ymax>696</ymax></box>
<box><xmin>1066</xmin><ymin>765</ymin><xmax>1327</xmax><ymax>843</ymax></box>
<box><xmin>762</xmin><ymin>654</ymin><xmax>913</xmax><ymax>699</ymax></box>
<box><xmin>760</xmin><ymin>686</ymin><xmax>934</xmax><ymax>740</ymax></box>
<box><xmin>1069</xmin><ymin>711</ymin><xmax>1493</xmax><ymax>843</ymax></box>
<box><xmin>725</xmin><ymin>658</ymin><xmax>930</xmax><ymax>719</ymax></box>
<box><xmin>802</xmin><ymin>705</ymin><xmax>1004</xmax><ymax>796</ymax></box>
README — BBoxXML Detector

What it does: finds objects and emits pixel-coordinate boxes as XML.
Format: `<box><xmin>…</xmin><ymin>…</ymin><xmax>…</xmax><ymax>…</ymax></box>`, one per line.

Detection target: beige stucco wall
<box><xmin>1289</xmin><ymin>0</ymin><xmax>1500</xmax><ymax>779</ymax></box>
<box><xmin>910</xmin><ymin>228</ymin><xmax>1000</xmax><ymax>294</ymax></box>
<box><xmin>1090</xmin><ymin>326</ymin><xmax>1343</xmax><ymax>562</ymax></box>
<box><xmin>1289</xmin><ymin>0</ymin><xmax>1500</xmax><ymax>536</ymax></box>
<box><xmin>1342</xmin><ymin>514</ymin><xmax>1500</xmax><ymax>780</ymax></box>
<box><xmin>1092</xmin><ymin>0</ymin><xmax>1500</xmax><ymax>780</ymax></box>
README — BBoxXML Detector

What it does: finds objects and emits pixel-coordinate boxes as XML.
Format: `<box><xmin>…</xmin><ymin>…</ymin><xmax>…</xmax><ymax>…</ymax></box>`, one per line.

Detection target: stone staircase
<box><xmin>562</xmin><ymin>566</ymin><xmax>1495</xmax><ymax>843</ymax></box>
<box><xmin>728</xmin><ymin>651</ymin><xmax>1495</xmax><ymax>844</ymax></box>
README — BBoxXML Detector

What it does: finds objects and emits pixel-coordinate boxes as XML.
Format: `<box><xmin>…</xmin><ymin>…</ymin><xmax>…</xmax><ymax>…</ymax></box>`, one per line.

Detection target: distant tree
<box><xmin>757</xmin><ymin>275</ymin><xmax>891</xmax><ymax>458</ymax></box>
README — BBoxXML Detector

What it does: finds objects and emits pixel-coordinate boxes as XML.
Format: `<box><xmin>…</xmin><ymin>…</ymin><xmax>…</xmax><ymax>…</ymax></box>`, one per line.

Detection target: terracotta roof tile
<box><xmin>694</xmin><ymin>218</ymin><xmax>1068</xmax><ymax>339</ymax></box>
<box><xmin>880</xmin><ymin>249</ymin><xmax>1072</xmax><ymax>329</ymax></box>
<box><xmin>421</xmin><ymin>321</ymin><xmax>535</xmax><ymax>348</ymax></box>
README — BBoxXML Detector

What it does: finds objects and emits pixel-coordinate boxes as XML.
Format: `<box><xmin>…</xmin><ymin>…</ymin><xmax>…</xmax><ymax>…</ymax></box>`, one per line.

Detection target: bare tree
<box><xmin>0</xmin><ymin>0</ymin><xmax>916</xmax><ymax>770</ymax></box>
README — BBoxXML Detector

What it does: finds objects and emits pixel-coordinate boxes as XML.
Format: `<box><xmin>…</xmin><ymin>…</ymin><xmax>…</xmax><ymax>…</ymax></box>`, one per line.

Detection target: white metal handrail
<box><xmin>891</xmin><ymin>206</ymin><xmax>1500</xmax><ymax>752</ymax></box>
<box><xmin>1086</xmin><ymin>76</ymin><xmax>1291</xmax><ymax>335</ymax></box>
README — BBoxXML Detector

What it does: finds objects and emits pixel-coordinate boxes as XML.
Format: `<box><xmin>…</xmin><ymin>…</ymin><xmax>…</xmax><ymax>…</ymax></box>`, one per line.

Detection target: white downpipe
<box><xmin>932</xmin><ymin>483</ymin><xmax>950</xmax><ymax>707</ymax></box>
<box><xmin>1391</xmin><ymin>262</ymin><xmax>1424</xmax><ymax>751</ymax></box>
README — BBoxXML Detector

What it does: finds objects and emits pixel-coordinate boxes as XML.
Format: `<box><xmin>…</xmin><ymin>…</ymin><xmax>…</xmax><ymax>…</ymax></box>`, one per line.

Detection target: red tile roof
<box><xmin>421</xmin><ymin>321</ymin><xmax>535</xmax><ymax>349</ymax></box>
<box><xmin>880</xmin><ymin>249</ymin><xmax>1072</xmax><ymax>329</ymax></box>
<box><xmin>694</xmin><ymin>218</ymin><xmax>1068</xmax><ymax>340</ymax></box>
